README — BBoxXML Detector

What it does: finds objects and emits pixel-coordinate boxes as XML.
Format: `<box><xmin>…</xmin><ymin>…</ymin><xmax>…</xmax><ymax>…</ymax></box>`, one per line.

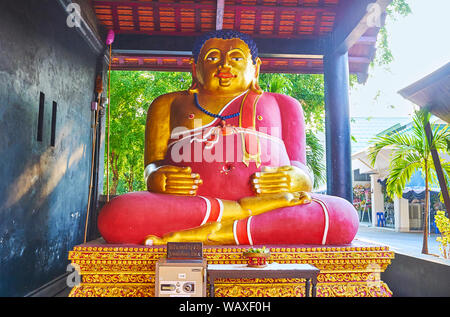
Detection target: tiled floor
<box><xmin>355</xmin><ymin>224</ymin><xmax>446</xmax><ymax>262</ymax></box>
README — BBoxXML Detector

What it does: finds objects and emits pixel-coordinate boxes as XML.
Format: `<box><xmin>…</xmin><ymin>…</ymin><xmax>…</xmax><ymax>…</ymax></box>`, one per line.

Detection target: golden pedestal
<box><xmin>68</xmin><ymin>239</ymin><xmax>394</xmax><ymax>297</ymax></box>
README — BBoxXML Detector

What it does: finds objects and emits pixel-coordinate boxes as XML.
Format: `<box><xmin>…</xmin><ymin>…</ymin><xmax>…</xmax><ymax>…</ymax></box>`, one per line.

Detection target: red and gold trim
<box><xmin>200</xmin><ymin>197</ymin><xmax>224</xmax><ymax>225</ymax></box>
<box><xmin>239</xmin><ymin>91</ymin><xmax>262</xmax><ymax>167</ymax></box>
<box><xmin>67</xmin><ymin>242</ymin><xmax>395</xmax><ymax>297</ymax></box>
<box><xmin>233</xmin><ymin>217</ymin><xmax>254</xmax><ymax>245</ymax></box>
<box><xmin>311</xmin><ymin>197</ymin><xmax>330</xmax><ymax>245</ymax></box>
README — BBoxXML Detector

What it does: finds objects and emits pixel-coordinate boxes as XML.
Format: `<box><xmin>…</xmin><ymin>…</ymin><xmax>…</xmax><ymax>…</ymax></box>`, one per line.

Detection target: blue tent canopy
<box><xmin>378</xmin><ymin>170</ymin><xmax>442</xmax><ymax>200</ymax></box>
<box><xmin>403</xmin><ymin>170</ymin><xmax>441</xmax><ymax>193</ymax></box>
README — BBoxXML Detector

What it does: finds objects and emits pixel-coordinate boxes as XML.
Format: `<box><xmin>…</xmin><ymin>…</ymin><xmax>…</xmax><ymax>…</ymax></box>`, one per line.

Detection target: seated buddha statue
<box><xmin>98</xmin><ymin>30</ymin><xmax>358</xmax><ymax>246</ymax></box>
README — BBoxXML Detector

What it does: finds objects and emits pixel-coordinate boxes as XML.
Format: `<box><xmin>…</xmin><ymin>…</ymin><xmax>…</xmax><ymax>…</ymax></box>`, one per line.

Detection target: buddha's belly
<box><xmin>163</xmin><ymin>128</ymin><xmax>290</xmax><ymax>200</ymax></box>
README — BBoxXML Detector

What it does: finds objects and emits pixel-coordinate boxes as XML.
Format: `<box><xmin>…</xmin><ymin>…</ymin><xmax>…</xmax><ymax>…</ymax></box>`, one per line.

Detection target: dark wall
<box><xmin>382</xmin><ymin>253</ymin><xmax>450</xmax><ymax>297</ymax></box>
<box><xmin>0</xmin><ymin>1</ymin><xmax>99</xmax><ymax>296</ymax></box>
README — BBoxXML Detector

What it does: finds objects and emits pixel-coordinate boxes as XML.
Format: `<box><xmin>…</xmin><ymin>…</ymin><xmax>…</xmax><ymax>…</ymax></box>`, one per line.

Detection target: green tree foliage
<box><xmin>305</xmin><ymin>130</ymin><xmax>327</xmax><ymax>189</ymax></box>
<box><xmin>374</xmin><ymin>0</ymin><xmax>412</xmax><ymax>67</ymax></box>
<box><xmin>259</xmin><ymin>73</ymin><xmax>326</xmax><ymax>189</ymax></box>
<box><xmin>368</xmin><ymin>110</ymin><xmax>450</xmax><ymax>254</ymax></box>
<box><xmin>435</xmin><ymin>210</ymin><xmax>450</xmax><ymax>259</ymax></box>
<box><xmin>105</xmin><ymin>71</ymin><xmax>191</xmax><ymax>194</ymax></box>
<box><xmin>260</xmin><ymin>73</ymin><xmax>325</xmax><ymax>131</ymax></box>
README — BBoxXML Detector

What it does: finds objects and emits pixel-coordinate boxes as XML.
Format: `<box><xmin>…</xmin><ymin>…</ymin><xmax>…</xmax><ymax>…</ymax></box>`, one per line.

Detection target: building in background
<box><xmin>350</xmin><ymin>117</ymin><xmax>410</xmax><ymax>225</ymax></box>
<box><xmin>352</xmin><ymin>117</ymin><xmax>448</xmax><ymax>232</ymax></box>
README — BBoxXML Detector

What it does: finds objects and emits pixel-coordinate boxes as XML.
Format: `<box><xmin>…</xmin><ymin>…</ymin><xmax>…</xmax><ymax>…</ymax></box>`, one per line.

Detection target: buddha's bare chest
<box><xmin>170</xmin><ymin>96</ymin><xmax>235</xmax><ymax>130</ymax></box>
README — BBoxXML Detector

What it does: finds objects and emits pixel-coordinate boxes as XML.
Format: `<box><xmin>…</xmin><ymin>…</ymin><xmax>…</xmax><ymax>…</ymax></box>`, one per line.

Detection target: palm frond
<box><xmin>305</xmin><ymin>130</ymin><xmax>326</xmax><ymax>189</ymax></box>
<box><xmin>431</xmin><ymin>124</ymin><xmax>450</xmax><ymax>152</ymax></box>
<box><xmin>264</xmin><ymin>74</ymin><xmax>294</xmax><ymax>95</ymax></box>
<box><xmin>411</xmin><ymin>109</ymin><xmax>430</xmax><ymax>148</ymax></box>
<box><xmin>385</xmin><ymin>155</ymin><xmax>422</xmax><ymax>198</ymax></box>
<box><xmin>368</xmin><ymin>131</ymin><xmax>416</xmax><ymax>167</ymax></box>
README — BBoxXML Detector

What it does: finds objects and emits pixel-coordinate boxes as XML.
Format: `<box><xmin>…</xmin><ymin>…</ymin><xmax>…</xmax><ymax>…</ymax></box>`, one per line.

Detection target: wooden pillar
<box><xmin>216</xmin><ymin>0</ymin><xmax>224</xmax><ymax>30</ymax></box>
<box><xmin>324</xmin><ymin>49</ymin><xmax>353</xmax><ymax>202</ymax></box>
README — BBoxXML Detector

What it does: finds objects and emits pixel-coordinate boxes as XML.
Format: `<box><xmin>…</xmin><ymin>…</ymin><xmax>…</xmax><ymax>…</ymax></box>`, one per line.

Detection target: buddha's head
<box><xmin>190</xmin><ymin>30</ymin><xmax>262</xmax><ymax>96</ymax></box>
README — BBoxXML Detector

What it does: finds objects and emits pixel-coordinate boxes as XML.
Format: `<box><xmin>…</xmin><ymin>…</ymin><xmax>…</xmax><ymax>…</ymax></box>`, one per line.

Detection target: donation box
<box><xmin>155</xmin><ymin>242</ymin><xmax>207</xmax><ymax>297</ymax></box>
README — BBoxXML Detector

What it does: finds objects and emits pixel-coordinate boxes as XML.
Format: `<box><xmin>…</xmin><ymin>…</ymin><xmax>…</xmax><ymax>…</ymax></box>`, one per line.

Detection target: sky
<box><xmin>349</xmin><ymin>0</ymin><xmax>450</xmax><ymax>118</ymax></box>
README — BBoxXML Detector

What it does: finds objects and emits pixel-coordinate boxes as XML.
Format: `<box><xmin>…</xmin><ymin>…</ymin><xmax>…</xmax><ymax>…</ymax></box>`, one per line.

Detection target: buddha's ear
<box><xmin>188</xmin><ymin>58</ymin><xmax>199</xmax><ymax>94</ymax></box>
<box><xmin>254</xmin><ymin>57</ymin><xmax>262</xmax><ymax>79</ymax></box>
<box><xmin>250</xmin><ymin>57</ymin><xmax>263</xmax><ymax>95</ymax></box>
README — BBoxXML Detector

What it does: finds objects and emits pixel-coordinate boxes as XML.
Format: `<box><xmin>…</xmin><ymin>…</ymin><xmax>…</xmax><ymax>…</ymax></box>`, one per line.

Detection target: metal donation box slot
<box><xmin>155</xmin><ymin>242</ymin><xmax>207</xmax><ymax>297</ymax></box>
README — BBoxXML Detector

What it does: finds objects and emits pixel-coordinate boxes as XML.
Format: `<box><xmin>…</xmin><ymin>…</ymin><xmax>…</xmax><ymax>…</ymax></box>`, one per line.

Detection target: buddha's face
<box><xmin>195</xmin><ymin>38</ymin><xmax>260</xmax><ymax>95</ymax></box>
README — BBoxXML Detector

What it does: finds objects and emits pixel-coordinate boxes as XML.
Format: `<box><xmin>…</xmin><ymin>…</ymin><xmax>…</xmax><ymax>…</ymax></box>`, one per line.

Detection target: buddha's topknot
<box><xmin>192</xmin><ymin>30</ymin><xmax>258</xmax><ymax>64</ymax></box>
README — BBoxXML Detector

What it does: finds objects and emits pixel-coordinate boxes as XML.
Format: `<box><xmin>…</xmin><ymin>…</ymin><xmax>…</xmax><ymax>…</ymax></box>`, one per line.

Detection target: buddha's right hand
<box><xmin>146</xmin><ymin>165</ymin><xmax>202</xmax><ymax>196</ymax></box>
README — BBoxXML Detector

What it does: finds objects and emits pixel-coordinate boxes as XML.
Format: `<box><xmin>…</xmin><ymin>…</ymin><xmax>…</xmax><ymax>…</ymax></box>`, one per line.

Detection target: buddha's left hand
<box><xmin>251</xmin><ymin>165</ymin><xmax>313</xmax><ymax>195</ymax></box>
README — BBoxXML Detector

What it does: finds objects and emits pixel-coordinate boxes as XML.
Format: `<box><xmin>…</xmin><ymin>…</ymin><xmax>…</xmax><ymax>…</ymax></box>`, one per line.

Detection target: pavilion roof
<box><xmin>86</xmin><ymin>0</ymin><xmax>391</xmax><ymax>82</ymax></box>
<box><xmin>398</xmin><ymin>62</ymin><xmax>450</xmax><ymax>123</ymax></box>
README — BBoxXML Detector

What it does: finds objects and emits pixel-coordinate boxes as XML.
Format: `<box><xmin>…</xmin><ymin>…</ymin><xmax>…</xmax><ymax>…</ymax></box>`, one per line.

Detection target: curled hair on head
<box><xmin>192</xmin><ymin>30</ymin><xmax>259</xmax><ymax>65</ymax></box>
<box><xmin>189</xmin><ymin>30</ymin><xmax>262</xmax><ymax>95</ymax></box>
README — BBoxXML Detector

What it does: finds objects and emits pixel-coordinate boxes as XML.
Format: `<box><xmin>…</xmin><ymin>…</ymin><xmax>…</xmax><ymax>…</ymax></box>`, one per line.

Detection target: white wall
<box><xmin>394</xmin><ymin>196</ymin><xmax>410</xmax><ymax>232</ymax></box>
<box><xmin>370</xmin><ymin>174</ymin><xmax>385</xmax><ymax>227</ymax></box>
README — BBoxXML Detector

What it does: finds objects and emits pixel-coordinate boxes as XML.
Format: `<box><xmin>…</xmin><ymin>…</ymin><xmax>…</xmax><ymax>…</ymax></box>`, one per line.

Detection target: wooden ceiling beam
<box><xmin>152</xmin><ymin>6</ymin><xmax>160</xmax><ymax>31</ymax></box>
<box><xmin>110</xmin><ymin>53</ymin><xmax>372</xmax><ymax>76</ymax></box>
<box><xmin>92</xmin><ymin>0</ymin><xmax>335</xmax><ymax>16</ymax></box>
<box><xmin>314</xmin><ymin>0</ymin><xmax>325</xmax><ymax>36</ymax></box>
<box><xmin>216</xmin><ymin>0</ymin><xmax>225</xmax><ymax>30</ymax></box>
<box><xmin>398</xmin><ymin>62</ymin><xmax>450</xmax><ymax>123</ymax></box>
<box><xmin>111</xmin><ymin>2</ymin><xmax>120</xmax><ymax>32</ymax></box>
<box><xmin>92</xmin><ymin>0</ymin><xmax>384</xmax><ymax>81</ymax></box>
<box><xmin>110</xmin><ymin>55</ymin><xmax>325</xmax><ymax>73</ymax></box>
<box><xmin>131</xmin><ymin>4</ymin><xmax>140</xmax><ymax>32</ymax></box>
<box><xmin>57</xmin><ymin>0</ymin><xmax>105</xmax><ymax>55</ymax></box>
<box><xmin>330</xmin><ymin>0</ymin><xmax>391</xmax><ymax>54</ymax></box>
<box><xmin>112</xmin><ymin>33</ymin><xmax>326</xmax><ymax>57</ymax></box>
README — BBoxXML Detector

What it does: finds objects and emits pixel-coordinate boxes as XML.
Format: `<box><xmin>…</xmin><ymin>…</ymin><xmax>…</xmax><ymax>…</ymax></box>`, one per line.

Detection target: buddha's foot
<box><xmin>266</xmin><ymin>191</ymin><xmax>312</xmax><ymax>208</ymax></box>
<box><xmin>143</xmin><ymin>222</ymin><xmax>224</xmax><ymax>245</ymax></box>
<box><xmin>239</xmin><ymin>191</ymin><xmax>311</xmax><ymax>216</ymax></box>
<box><xmin>290</xmin><ymin>191</ymin><xmax>312</xmax><ymax>205</ymax></box>
<box><xmin>143</xmin><ymin>235</ymin><xmax>165</xmax><ymax>246</ymax></box>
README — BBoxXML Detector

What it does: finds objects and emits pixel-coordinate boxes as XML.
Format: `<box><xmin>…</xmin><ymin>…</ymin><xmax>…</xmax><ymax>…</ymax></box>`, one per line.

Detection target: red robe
<box><xmin>98</xmin><ymin>91</ymin><xmax>359</xmax><ymax>245</ymax></box>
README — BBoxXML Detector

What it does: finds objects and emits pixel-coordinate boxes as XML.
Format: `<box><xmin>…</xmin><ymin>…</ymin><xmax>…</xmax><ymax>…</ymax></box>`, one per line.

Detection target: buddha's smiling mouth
<box><xmin>215</xmin><ymin>72</ymin><xmax>235</xmax><ymax>79</ymax></box>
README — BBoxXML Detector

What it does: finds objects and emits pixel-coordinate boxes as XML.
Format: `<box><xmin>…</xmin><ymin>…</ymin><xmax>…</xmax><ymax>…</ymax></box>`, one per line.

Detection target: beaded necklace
<box><xmin>193</xmin><ymin>93</ymin><xmax>240</xmax><ymax>122</ymax></box>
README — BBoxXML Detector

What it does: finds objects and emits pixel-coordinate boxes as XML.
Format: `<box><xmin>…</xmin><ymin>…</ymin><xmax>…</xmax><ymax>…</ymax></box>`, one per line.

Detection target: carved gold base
<box><xmin>68</xmin><ymin>240</ymin><xmax>394</xmax><ymax>297</ymax></box>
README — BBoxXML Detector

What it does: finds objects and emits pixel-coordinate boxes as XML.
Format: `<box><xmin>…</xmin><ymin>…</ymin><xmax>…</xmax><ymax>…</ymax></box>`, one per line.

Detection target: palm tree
<box><xmin>368</xmin><ymin>110</ymin><xmax>450</xmax><ymax>254</ymax></box>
